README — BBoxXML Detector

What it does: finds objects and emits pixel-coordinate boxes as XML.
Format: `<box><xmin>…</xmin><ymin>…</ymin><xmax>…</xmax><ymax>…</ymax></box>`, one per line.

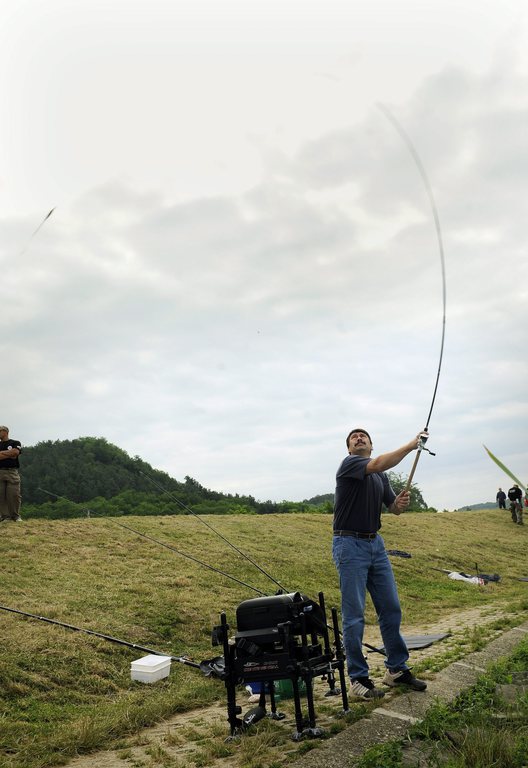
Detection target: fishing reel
<box><xmin>418</xmin><ymin>430</ymin><xmax>435</xmax><ymax>456</ymax></box>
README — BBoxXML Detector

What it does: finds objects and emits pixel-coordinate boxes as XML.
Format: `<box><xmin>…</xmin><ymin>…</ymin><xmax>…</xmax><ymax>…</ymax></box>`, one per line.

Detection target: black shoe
<box><xmin>383</xmin><ymin>668</ymin><xmax>427</xmax><ymax>691</ymax></box>
<box><xmin>349</xmin><ymin>677</ymin><xmax>385</xmax><ymax>699</ymax></box>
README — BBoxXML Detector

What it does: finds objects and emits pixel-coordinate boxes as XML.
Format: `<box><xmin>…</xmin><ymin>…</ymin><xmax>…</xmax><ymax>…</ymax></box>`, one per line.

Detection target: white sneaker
<box><xmin>349</xmin><ymin>678</ymin><xmax>385</xmax><ymax>699</ymax></box>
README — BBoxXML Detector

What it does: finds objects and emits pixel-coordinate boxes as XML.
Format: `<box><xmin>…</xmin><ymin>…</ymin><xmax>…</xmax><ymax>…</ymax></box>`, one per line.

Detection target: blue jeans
<box><xmin>332</xmin><ymin>533</ymin><xmax>409</xmax><ymax>680</ymax></box>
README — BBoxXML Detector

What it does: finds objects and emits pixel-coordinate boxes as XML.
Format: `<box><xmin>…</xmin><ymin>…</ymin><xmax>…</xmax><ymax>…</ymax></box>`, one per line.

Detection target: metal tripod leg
<box><xmin>290</xmin><ymin>677</ymin><xmax>306</xmax><ymax>741</ymax></box>
<box><xmin>319</xmin><ymin>591</ymin><xmax>340</xmax><ymax>696</ymax></box>
<box><xmin>218</xmin><ymin>613</ymin><xmax>243</xmax><ymax>739</ymax></box>
<box><xmin>267</xmin><ymin>681</ymin><xmax>285</xmax><ymax>721</ymax></box>
<box><xmin>332</xmin><ymin>606</ymin><xmax>350</xmax><ymax>712</ymax></box>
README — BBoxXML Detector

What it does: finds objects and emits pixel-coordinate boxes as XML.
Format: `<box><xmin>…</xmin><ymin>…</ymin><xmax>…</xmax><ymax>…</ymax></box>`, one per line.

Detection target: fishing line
<box><xmin>377</xmin><ymin>103</ymin><xmax>447</xmax><ymax>487</ymax></box>
<box><xmin>38</xmin><ymin>488</ymin><xmax>267</xmax><ymax>595</ymax></box>
<box><xmin>138</xmin><ymin>470</ymin><xmax>288</xmax><ymax>593</ymax></box>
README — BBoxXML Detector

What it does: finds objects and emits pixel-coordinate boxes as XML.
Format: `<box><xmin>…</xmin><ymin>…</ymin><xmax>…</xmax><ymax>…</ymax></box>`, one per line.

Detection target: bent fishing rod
<box><xmin>138</xmin><ymin>470</ymin><xmax>288</xmax><ymax>593</ymax></box>
<box><xmin>38</xmin><ymin>487</ymin><xmax>268</xmax><ymax>596</ymax></box>
<box><xmin>378</xmin><ymin>104</ymin><xmax>447</xmax><ymax>492</ymax></box>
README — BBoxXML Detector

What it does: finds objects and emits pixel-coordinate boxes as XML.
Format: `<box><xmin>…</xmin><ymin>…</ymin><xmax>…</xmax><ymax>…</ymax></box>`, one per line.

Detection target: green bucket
<box><xmin>274</xmin><ymin>678</ymin><xmax>306</xmax><ymax>699</ymax></box>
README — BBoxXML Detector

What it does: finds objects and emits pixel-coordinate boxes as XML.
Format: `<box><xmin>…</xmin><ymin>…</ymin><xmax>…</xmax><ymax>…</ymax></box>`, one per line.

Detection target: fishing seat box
<box><xmin>130</xmin><ymin>654</ymin><xmax>172</xmax><ymax>683</ymax></box>
<box><xmin>235</xmin><ymin>592</ymin><xmax>324</xmax><ymax>634</ymax></box>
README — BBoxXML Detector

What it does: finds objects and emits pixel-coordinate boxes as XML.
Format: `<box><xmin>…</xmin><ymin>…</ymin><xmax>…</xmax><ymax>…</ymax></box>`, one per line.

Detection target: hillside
<box><xmin>458</xmin><ymin>501</ymin><xmax>497</xmax><ymax>511</ymax></box>
<box><xmin>20</xmin><ymin>437</ymin><xmax>288</xmax><ymax>517</ymax></box>
<box><xmin>21</xmin><ymin>436</ymin><xmax>220</xmax><ymax>504</ymax></box>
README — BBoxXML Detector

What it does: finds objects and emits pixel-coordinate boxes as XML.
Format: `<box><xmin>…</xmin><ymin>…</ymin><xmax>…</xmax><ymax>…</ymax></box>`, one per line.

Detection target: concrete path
<box><xmin>291</xmin><ymin>621</ymin><xmax>528</xmax><ymax>768</ymax></box>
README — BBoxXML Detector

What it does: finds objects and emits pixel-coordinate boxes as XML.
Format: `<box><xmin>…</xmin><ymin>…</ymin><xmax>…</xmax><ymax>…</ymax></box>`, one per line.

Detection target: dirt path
<box><xmin>65</xmin><ymin>603</ymin><xmax>511</xmax><ymax>768</ymax></box>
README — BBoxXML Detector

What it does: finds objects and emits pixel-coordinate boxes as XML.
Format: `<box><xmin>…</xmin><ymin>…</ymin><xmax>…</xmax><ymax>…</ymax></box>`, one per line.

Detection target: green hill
<box><xmin>19</xmin><ymin>437</ymin><xmax>319</xmax><ymax>519</ymax></box>
<box><xmin>21</xmin><ymin>436</ymin><xmax>185</xmax><ymax>504</ymax></box>
<box><xmin>457</xmin><ymin>501</ymin><xmax>497</xmax><ymax>511</ymax></box>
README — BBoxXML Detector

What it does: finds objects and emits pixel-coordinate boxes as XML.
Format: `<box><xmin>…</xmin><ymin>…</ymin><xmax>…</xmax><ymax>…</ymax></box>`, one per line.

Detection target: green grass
<box><xmin>0</xmin><ymin>508</ymin><xmax>526</xmax><ymax>767</ymax></box>
<box><xmin>356</xmin><ymin>670</ymin><xmax>528</xmax><ymax>768</ymax></box>
<box><xmin>395</xmin><ymin>638</ymin><xmax>528</xmax><ymax>768</ymax></box>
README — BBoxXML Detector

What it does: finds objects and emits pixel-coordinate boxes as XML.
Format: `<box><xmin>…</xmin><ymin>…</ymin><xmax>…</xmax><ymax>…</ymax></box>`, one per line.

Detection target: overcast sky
<box><xmin>1</xmin><ymin>0</ymin><xmax>527</xmax><ymax>512</ymax></box>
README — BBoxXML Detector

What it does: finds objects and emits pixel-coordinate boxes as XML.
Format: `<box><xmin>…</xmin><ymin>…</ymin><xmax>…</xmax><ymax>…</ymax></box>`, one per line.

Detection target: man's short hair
<box><xmin>0</xmin><ymin>426</ymin><xmax>8</xmax><ymax>432</ymax></box>
<box><xmin>346</xmin><ymin>428</ymin><xmax>372</xmax><ymax>449</ymax></box>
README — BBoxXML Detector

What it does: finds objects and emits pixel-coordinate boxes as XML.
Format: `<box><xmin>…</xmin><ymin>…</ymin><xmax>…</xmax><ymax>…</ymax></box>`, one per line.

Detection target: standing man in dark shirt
<box><xmin>332</xmin><ymin>427</ymin><xmax>427</xmax><ymax>699</ymax></box>
<box><xmin>507</xmin><ymin>484</ymin><xmax>523</xmax><ymax>525</ymax></box>
<box><xmin>496</xmin><ymin>488</ymin><xmax>506</xmax><ymax>509</ymax></box>
<box><xmin>0</xmin><ymin>426</ymin><xmax>23</xmax><ymax>522</ymax></box>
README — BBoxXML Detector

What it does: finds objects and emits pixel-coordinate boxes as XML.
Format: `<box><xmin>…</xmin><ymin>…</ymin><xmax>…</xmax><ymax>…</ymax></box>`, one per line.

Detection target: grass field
<box><xmin>0</xmin><ymin>508</ymin><xmax>526</xmax><ymax>768</ymax></box>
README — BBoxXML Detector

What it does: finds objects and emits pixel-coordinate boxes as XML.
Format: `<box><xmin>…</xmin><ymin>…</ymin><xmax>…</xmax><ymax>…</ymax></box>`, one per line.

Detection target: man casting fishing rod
<box><xmin>332</xmin><ymin>428</ymin><xmax>428</xmax><ymax>700</ymax></box>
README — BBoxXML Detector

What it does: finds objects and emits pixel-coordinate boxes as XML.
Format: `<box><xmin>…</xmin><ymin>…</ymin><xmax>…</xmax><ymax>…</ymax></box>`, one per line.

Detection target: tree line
<box><xmin>19</xmin><ymin>437</ymin><xmax>431</xmax><ymax>520</ymax></box>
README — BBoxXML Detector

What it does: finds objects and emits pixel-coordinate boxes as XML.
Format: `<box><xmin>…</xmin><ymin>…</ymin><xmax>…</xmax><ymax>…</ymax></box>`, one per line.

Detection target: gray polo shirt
<box><xmin>333</xmin><ymin>454</ymin><xmax>396</xmax><ymax>534</ymax></box>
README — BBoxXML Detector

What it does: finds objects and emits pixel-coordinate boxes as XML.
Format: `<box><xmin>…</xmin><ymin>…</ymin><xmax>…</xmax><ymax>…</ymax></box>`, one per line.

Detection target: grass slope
<box><xmin>0</xmin><ymin>508</ymin><xmax>526</xmax><ymax>768</ymax></box>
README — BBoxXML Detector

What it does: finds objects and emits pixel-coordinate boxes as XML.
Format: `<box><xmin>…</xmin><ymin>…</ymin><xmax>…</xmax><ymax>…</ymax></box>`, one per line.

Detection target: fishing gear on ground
<box><xmin>387</xmin><ymin>549</ymin><xmax>412</xmax><ymax>558</ymax></box>
<box><xmin>207</xmin><ymin>591</ymin><xmax>349</xmax><ymax>740</ymax></box>
<box><xmin>0</xmin><ymin>604</ymin><xmax>200</xmax><ymax>670</ymax></box>
<box><xmin>364</xmin><ymin>632</ymin><xmax>451</xmax><ymax>656</ymax></box>
<box><xmin>5</xmin><ymin>483</ymin><xmax>352</xmax><ymax>740</ymax></box>
<box><xmin>431</xmin><ymin>567</ymin><xmax>501</xmax><ymax>585</ymax></box>
<box><xmin>1</xmin><ymin>591</ymin><xmax>350</xmax><ymax>742</ymax></box>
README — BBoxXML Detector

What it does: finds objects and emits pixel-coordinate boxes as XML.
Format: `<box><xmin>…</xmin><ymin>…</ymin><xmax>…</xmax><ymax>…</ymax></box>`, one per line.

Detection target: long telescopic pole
<box><xmin>0</xmin><ymin>604</ymin><xmax>201</xmax><ymax>668</ymax></box>
<box><xmin>38</xmin><ymin>488</ymin><xmax>268</xmax><ymax>596</ymax></box>
<box><xmin>138</xmin><ymin>471</ymin><xmax>289</xmax><ymax>593</ymax></box>
<box><xmin>377</xmin><ymin>104</ymin><xmax>447</xmax><ymax>493</ymax></box>
<box><xmin>115</xmin><ymin>521</ymin><xmax>267</xmax><ymax>596</ymax></box>
<box><xmin>405</xmin><ymin>433</ymin><xmax>428</xmax><ymax>491</ymax></box>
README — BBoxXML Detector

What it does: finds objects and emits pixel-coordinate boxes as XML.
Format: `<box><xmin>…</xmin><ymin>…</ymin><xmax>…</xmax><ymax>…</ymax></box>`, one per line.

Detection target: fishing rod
<box><xmin>117</xmin><ymin>525</ymin><xmax>347</xmax><ymax>653</ymax></box>
<box><xmin>41</xmin><ymin>492</ymin><xmax>348</xmax><ymax>661</ymax></box>
<box><xmin>378</xmin><ymin>104</ymin><xmax>447</xmax><ymax>492</ymax></box>
<box><xmin>18</xmin><ymin>207</ymin><xmax>56</xmax><ymax>257</ymax></box>
<box><xmin>0</xmin><ymin>604</ymin><xmax>200</xmax><ymax>669</ymax></box>
<box><xmin>138</xmin><ymin>470</ymin><xmax>289</xmax><ymax>593</ymax></box>
<box><xmin>38</xmin><ymin>486</ymin><xmax>345</xmax><ymax>651</ymax></box>
<box><xmin>39</xmin><ymin>487</ymin><xmax>80</xmax><ymax>505</ymax></box>
<box><xmin>115</xmin><ymin>522</ymin><xmax>267</xmax><ymax>596</ymax></box>
<box><xmin>38</xmin><ymin>488</ymin><xmax>267</xmax><ymax>596</ymax></box>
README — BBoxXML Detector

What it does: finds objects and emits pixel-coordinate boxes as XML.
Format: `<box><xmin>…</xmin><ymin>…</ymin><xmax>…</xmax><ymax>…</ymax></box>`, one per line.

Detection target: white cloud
<box><xmin>1</xmin><ymin>1</ymin><xmax>527</xmax><ymax>512</ymax></box>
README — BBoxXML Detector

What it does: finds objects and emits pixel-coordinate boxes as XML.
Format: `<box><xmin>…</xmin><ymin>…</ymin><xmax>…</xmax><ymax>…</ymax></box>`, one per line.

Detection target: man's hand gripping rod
<box><xmin>405</xmin><ymin>429</ymin><xmax>436</xmax><ymax>492</ymax></box>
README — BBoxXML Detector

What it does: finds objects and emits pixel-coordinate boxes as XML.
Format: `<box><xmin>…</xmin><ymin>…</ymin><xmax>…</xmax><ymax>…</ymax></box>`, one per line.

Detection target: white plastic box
<box><xmin>130</xmin><ymin>654</ymin><xmax>172</xmax><ymax>683</ymax></box>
